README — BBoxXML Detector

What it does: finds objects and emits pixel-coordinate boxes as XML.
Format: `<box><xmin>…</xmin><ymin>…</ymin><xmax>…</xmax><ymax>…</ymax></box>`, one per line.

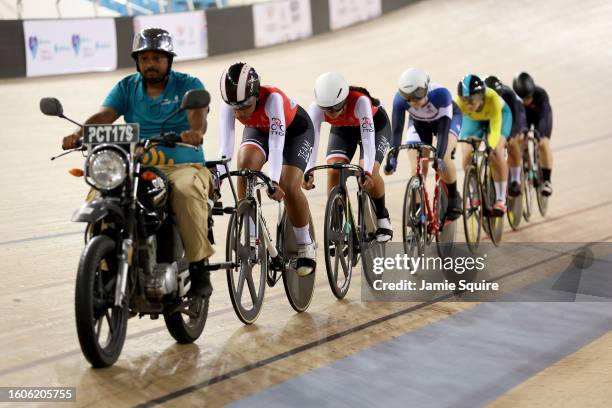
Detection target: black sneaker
<box><xmin>189</xmin><ymin>260</ymin><xmax>212</xmax><ymax>298</ymax></box>
<box><xmin>509</xmin><ymin>181</ymin><xmax>522</xmax><ymax>197</ymax></box>
<box><xmin>446</xmin><ymin>194</ymin><xmax>463</xmax><ymax>221</ymax></box>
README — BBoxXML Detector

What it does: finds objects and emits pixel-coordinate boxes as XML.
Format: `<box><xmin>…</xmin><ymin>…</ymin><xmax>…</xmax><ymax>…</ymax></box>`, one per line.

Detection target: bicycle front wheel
<box><xmin>226</xmin><ymin>199</ymin><xmax>267</xmax><ymax>325</ymax></box>
<box><xmin>402</xmin><ymin>176</ymin><xmax>426</xmax><ymax>260</ymax></box>
<box><xmin>507</xmin><ymin>167</ymin><xmax>524</xmax><ymax>230</ymax></box>
<box><xmin>481</xmin><ymin>162</ymin><xmax>504</xmax><ymax>246</ymax></box>
<box><xmin>463</xmin><ymin>165</ymin><xmax>482</xmax><ymax>253</ymax></box>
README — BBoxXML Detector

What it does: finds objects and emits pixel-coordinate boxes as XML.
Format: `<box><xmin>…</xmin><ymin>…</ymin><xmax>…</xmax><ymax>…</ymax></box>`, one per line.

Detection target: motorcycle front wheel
<box><xmin>75</xmin><ymin>235</ymin><xmax>128</xmax><ymax>368</ymax></box>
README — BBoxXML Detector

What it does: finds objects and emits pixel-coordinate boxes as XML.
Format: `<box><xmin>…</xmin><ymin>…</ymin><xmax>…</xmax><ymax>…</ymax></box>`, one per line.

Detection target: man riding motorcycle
<box><xmin>62</xmin><ymin>28</ymin><xmax>214</xmax><ymax>298</ymax></box>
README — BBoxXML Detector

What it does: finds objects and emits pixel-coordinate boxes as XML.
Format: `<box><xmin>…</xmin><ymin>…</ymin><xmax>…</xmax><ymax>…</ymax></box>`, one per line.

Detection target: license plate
<box><xmin>83</xmin><ymin>124</ymin><xmax>140</xmax><ymax>144</ymax></box>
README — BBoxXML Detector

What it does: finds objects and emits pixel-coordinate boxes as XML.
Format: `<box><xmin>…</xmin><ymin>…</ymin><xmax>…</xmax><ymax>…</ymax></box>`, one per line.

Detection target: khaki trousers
<box><xmin>156</xmin><ymin>164</ymin><xmax>214</xmax><ymax>262</ymax></box>
<box><xmin>86</xmin><ymin>163</ymin><xmax>215</xmax><ymax>262</ymax></box>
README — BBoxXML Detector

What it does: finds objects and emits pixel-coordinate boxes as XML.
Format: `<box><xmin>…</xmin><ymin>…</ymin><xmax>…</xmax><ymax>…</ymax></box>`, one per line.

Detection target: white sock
<box><xmin>293</xmin><ymin>224</ymin><xmax>312</xmax><ymax>245</ymax></box>
<box><xmin>495</xmin><ymin>181</ymin><xmax>507</xmax><ymax>202</ymax></box>
<box><xmin>510</xmin><ymin>167</ymin><xmax>521</xmax><ymax>182</ymax></box>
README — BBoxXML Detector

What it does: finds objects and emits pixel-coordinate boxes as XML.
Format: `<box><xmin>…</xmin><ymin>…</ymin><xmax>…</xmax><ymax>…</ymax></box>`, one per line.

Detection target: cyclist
<box><xmin>217</xmin><ymin>63</ymin><xmax>316</xmax><ymax>276</ymax></box>
<box><xmin>386</xmin><ymin>67</ymin><xmax>463</xmax><ymax>220</ymax></box>
<box><xmin>455</xmin><ymin>74</ymin><xmax>512</xmax><ymax>216</ymax></box>
<box><xmin>512</xmin><ymin>72</ymin><xmax>553</xmax><ymax>196</ymax></box>
<box><xmin>484</xmin><ymin>75</ymin><xmax>527</xmax><ymax>197</ymax></box>
<box><xmin>303</xmin><ymin>72</ymin><xmax>392</xmax><ymax>242</ymax></box>
<box><xmin>61</xmin><ymin>28</ymin><xmax>214</xmax><ymax>298</ymax></box>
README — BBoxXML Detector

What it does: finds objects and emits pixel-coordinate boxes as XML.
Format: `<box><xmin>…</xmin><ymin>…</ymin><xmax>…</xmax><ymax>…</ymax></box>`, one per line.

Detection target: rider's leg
<box><xmin>237</xmin><ymin>143</ymin><xmax>267</xmax><ymax>248</ymax></box>
<box><xmin>491</xmin><ymin>137</ymin><xmax>509</xmax><ymax>213</ymax></box>
<box><xmin>360</xmin><ymin>159</ymin><xmax>393</xmax><ymax>242</ymax></box>
<box><xmin>326</xmin><ymin>156</ymin><xmax>350</xmax><ymax>193</ymax></box>
<box><xmin>237</xmin><ymin>145</ymin><xmax>267</xmax><ymax>199</ymax></box>
<box><xmin>539</xmin><ymin>136</ymin><xmax>553</xmax><ymax>195</ymax></box>
<box><xmin>158</xmin><ymin>164</ymin><xmax>215</xmax><ymax>297</ymax></box>
<box><xmin>439</xmin><ymin>135</ymin><xmax>462</xmax><ymax>219</ymax></box>
<box><xmin>507</xmin><ymin>134</ymin><xmax>522</xmax><ymax>196</ymax></box>
<box><xmin>284</xmin><ymin>106</ymin><xmax>317</xmax><ymax>275</ymax></box>
<box><xmin>369</xmin><ymin>108</ymin><xmax>393</xmax><ymax>242</ymax></box>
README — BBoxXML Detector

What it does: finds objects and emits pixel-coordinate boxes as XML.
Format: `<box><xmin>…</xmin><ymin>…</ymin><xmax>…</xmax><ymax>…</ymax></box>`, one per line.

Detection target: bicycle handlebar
<box><xmin>387</xmin><ymin>142</ymin><xmax>437</xmax><ymax>158</ymax></box>
<box><xmin>227</xmin><ymin>169</ymin><xmax>276</xmax><ymax>195</ymax></box>
<box><xmin>304</xmin><ymin>163</ymin><xmax>365</xmax><ymax>183</ymax></box>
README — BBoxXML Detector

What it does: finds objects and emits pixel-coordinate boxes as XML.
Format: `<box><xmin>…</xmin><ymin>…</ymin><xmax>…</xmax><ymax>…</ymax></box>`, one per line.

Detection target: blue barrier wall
<box><xmin>0</xmin><ymin>0</ymin><xmax>421</xmax><ymax>79</ymax></box>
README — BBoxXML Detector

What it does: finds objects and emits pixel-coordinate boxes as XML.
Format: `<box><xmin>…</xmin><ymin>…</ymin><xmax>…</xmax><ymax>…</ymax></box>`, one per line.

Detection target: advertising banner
<box><xmin>133</xmin><ymin>11</ymin><xmax>208</xmax><ymax>61</ymax></box>
<box><xmin>253</xmin><ymin>0</ymin><xmax>312</xmax><ymax>48</ymax></box>
<box><xmin>329</xmin><ymin>0</ymin><xmax>382</xmax><ymax>31</ymax></box>
<box><xmin>23</xmin><ymin>19</ymin><xmax>117</xmax><ymax>77</ymax></box>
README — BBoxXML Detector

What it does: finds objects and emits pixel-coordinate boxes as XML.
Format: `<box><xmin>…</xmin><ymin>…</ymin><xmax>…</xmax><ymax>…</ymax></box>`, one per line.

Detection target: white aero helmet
<box><xmin>398</xmin><ymin>68</ymin><xmax>430</xmax><ymax>96</ymax></box>
<box><xmin>314</xmin><ymin>72</ymin><xmax>349</xmax><ymax>109</ymax></box>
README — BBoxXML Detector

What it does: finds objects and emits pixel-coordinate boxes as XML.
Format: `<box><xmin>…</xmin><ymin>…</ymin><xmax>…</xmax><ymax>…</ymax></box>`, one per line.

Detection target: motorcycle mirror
<box><xmin>180</xmin><ymin>89</ymin><xmax>210</xmax><ymax>110</ymax></box>
<box><xmin>40</xmin><ymin>97</ymin><xmax>64</xmax><ymax>117</ymax></box>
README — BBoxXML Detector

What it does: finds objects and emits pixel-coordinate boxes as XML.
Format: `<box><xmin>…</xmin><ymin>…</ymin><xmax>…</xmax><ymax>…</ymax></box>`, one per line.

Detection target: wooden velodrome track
<box><xmin>1</xmin><ymin>0</ymin><xmax>612</xmax><ymax>406</ymax></box>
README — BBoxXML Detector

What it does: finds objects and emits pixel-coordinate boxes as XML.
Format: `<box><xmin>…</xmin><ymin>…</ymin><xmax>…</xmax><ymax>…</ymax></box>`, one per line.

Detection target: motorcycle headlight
<box><xmin>87</xmin><ymin>149</ymin><xmax>127</xmax><ymax>190</ymax></box>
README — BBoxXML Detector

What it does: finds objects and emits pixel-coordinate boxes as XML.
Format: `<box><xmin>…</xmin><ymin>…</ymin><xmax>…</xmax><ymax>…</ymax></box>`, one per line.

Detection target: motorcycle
<box><xmin>41</xmin><ymin>89</ymin><xmax>213</xmax><ymax>368</ymax></box>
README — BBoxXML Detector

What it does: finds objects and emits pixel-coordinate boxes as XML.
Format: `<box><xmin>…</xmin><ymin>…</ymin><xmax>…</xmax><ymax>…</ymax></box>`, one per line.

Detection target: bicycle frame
<box><xmin>390</xmin><ymin>143</ymin><xmax>444</xmax><ymax>238</ymax></box>
<box><xmin>305</xmin><ymin>163</ymin><xmax>365</xmax><ymax>247</ymax></box>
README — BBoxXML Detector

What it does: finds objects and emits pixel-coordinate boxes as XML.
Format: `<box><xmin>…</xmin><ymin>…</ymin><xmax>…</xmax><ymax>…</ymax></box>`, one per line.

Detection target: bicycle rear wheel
<box><xmin>402</xmin><ymin>176</ymin><xmax>425</xmax><ymax>260</ymax></box>
<box><xmin>360</xmin><ymin>192</ymin><xmax>385</xmax><ymax>288</ymax></box>
<box><xmin>534</xmin><ymin>144</ymin><xmax>549</xmax><ymax>216</ymax></box>
<box><xmin>507</xmin><ymin>167</ymin><xmax>524</xmax><ymax>230</ymax></box>
<box><xmin>226</xmin><ymin>199</ymin><xmax>267</xmax><ymax>325</ymax></box>
<box><xmin>481</xmin><ymin>162</ymin><xmax>504</xmax><ymax>246</ymax></box>
<box><xmin>323</xmin><ymin>185</ymin><xmax>353</xmax><ymax>299</ymax></box>
<box><xmin>462</xmin><ymin>165</ymin><xmax>482</xmax><ymax>253</ymax></box>
<box><xmin>522</xmin><ymin>140</ymin><xmax>535</xmax><ymax>222</ymax></box>
<box><xmin>280</xmin><ymin>210</ymin><xmax>316</xmax><ymax>312</ymax></box>
<box><xmin>436</xmin><ymin>182</ymin><xmax>456</xmax><ymax>258</ymax></box>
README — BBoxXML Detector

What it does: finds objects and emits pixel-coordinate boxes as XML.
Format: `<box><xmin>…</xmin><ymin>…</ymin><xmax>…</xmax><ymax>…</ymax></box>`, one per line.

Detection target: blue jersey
<box><xmin>103</xmin><ymin>71</ymin><xmax>205</xmax><ymax>165</ymax></box>
<box><xmin>391</xmin><ymin>84</ymin><xmax>460</xmax><ymax>158</ymax></box>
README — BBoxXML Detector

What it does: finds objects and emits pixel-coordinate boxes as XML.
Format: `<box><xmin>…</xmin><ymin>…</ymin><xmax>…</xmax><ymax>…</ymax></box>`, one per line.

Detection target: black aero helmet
<box><xmin>131</xmin><ymin>28</ymin><xmax>176</xmax><ymax>60</ymax></box>
<box><xmin>457</xmin><ymin>74</ymin><xmax>486</xmax><ymax>97</ymax></box>
<box><xmin>220</xmin><ymin>63</ymin><xmax>260</xmax><ymax>105</ymax></box>
<box><xmin>512</xmin><ymin>72</ymin><xmax>535</xmax><ymax>98</ymax></box>
<box><xmin>484</xmin><ymin>75</ymin><xmax>503</xmax><ymax>93</ymax></box>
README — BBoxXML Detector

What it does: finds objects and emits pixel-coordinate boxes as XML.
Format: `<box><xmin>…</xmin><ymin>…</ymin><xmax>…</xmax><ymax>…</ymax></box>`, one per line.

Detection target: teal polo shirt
<box><xmin>103</xmin><ymin>71</ymin><xmax>205</xmax><ymax>165</ymax></box>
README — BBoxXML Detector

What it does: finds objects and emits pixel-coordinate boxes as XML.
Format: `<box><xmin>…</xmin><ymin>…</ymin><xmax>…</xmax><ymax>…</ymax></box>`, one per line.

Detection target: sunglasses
<box><xmin>229</xmin><ymin>96</ymin><xmax>256</xmax><ymax>111</ymax></box>
<box><xmin>319</xmin><ymin>100</ymin><xmax>346</xmax><ymax>114</ymax></box>
<box><xmin>400</xmin><ymin>88</ymin><xmax>427</xmax><ymax>102</ymax></box>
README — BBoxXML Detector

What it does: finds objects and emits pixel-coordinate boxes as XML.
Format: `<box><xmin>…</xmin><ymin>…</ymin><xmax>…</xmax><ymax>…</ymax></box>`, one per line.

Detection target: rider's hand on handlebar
<box><xmin>267</xmin><ymin>181</ymin><xmax>285</xmax><ymax>202</ymax></box>
<box><xmin>62</xmin><ymin>133</ymin><xmax>81</xmax><ymax>150</ymax></box>
<box><xmin>302</xmin><ymin>173</ymin><xmax>315</xmax><ymax>190</ymax></box>
<box><xmin>360</xmin><ymin>173</ymin><xmax>375</xmax><ymax>191</ymax></box>
<box><xmin>180</xmin><ymin>130</ymin><xmax>203</xmax><ymax>146</ymax></box>
<box><xmin>384</xmin><ymin>156</ymin><xmax>397</xmax><ymax>175</ymax></box>
<box><xmin>432</xmin><ymin>157</ymin><xmax>445</xmax><ymax>172</ymax></box>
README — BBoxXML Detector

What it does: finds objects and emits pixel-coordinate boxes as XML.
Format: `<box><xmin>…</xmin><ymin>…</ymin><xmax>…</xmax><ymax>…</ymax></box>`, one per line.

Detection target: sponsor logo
<box><xmin>270</xmin><ymin>117</ymin><xmax>285</xmax><ymax>136</ymax></box>
<box><xmin>71</xmin><ymin>34</ymin><xmax>80</xmax><ymax>55</ymax></box>
<box><xmin>361</xmin><ymin>117</ymin><xmax>374</xmax><ymax>132</ymax></box>
<box><xmin>161</xmin><ymin>95</ymin><xmax>180</xmax><ymax>106</ymax></box>
<box><xmin>28</xmin><ymin>36</ymin><xmax>38</xmax><ymax>58</ymax></box>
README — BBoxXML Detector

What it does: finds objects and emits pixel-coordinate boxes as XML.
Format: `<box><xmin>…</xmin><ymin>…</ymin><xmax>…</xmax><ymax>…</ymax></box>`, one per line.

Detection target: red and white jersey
<box><xmin>307</xmin><ymin>90</ymin><xmax>378</xmax><ymax>174</ymax></box>
<box><xmin>218</xmin><ymin>86</ymin><xmax>298</xmax><ymax>182</ymax></box>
